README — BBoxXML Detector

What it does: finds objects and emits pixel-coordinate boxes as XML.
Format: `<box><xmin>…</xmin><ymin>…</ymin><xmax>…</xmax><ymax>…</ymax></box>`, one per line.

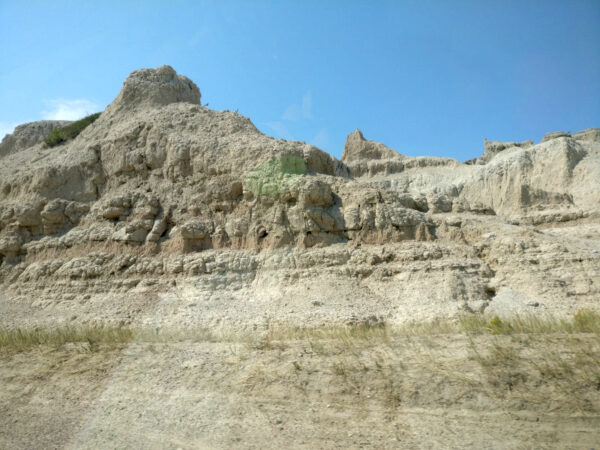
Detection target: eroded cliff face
<box><xmin>0</xmin><ymin>65</ymin><xmax>598</xmax><ymax>329</ymax></box>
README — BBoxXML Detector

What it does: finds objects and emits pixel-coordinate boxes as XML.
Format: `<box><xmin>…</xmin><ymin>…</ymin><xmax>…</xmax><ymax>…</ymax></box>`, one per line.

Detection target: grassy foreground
<box><xmin>1</xmin><ymin>311</ymin><xmax>599</xmax><ymax>448</ymax></box>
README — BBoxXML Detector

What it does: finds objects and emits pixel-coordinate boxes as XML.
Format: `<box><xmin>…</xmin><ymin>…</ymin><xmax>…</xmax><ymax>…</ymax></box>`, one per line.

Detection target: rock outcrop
<box><xmin>541</xmin><ymin>128</ymin><xmax>600</xmax><ymax>143</ymax></box>
<box><xmin>572</xmin><ymin>127</ymin><xmax>600</xmax><ymax>142</ymax></box>
<box><xmin>541</xmin><ymin>131</ymin><xmax>571</xmax><ymax>142</ymax></box>
<box><xmin>341</xmin><ymin>129</ymin><xmax>403</xmax><ymax>162</ymax></box>
<box><xmin>104</xmin><ymin>65</ymin><xmax>201</xmax><ymax>114</ymax></box>
<box><xmin>0</xmin><ymin>120</ymin><xmax>71</xmax><ymax>157</ymax></box>
<box><xmin>0</xmin><ymin>65</ymin><xmax>598</xmax><ymax>330</ymax></box>
<box><xmin>465</xmin><ymin>138</ymin><xmax>533</xmax><ymax>165</ymax></box>
<box><xmin>341</xmin><ymin>129</ymin><xmax>458</xmax><ymax>177</ymax></box>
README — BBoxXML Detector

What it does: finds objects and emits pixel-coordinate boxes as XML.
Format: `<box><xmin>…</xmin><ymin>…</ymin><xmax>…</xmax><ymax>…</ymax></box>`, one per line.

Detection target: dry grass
<box><xmin>459</xmin><ymin>309</ymin><xmax>600</xmax><ymax>334</ymax></box>
<box><xmin>0</xmin><ymin>324</ymin><xmax>133</xmax><ymax>352</ymax></box>
<box><xmin>464</xmin><ymin>334</ymin><xmax>600</xmax><ymax>412</ymax></box>
<box><xmin>228</xmin><ymin>309</ymin><xmax>600</xmax><ymax>414</ymax></box>
<box><xmin>256</xmin><ymin>308</ymin><xmax>600</xmax><ymax>344</ymax></box>
<box><xmin>237</xmin><ymin>333</ymin><xmax>600</xmax><ymax>414</ymax></box>
<box><xmin>1</xmin><ymin>310</ymin><xmax>599</xmax><ymax>418</ymax></box>
<box><xmin>2</xmin><ymin>309</ymin><xmax>599</xmax><ymax>352</ymax></box>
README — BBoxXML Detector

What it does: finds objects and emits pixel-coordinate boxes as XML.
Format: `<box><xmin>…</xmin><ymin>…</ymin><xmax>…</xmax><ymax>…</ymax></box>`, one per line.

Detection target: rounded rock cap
<box><xmin>107</xmin><ymin>65</ymin><xmax>201</xmax><ymax>112</ymax></box>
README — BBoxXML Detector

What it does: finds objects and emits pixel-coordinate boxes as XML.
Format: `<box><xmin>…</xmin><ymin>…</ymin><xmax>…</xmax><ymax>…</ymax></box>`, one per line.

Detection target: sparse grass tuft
<box><xmin>458</xmin><ymin>314</ymin><xmax>488</xmax><ymax>333</ymax></box>
<box><xmin>458</xmin><ymin>309</ymin><xmax>600</xmax><ymax>335</ymax></box>
<box><xmin>573</xmin><ymin>308</ymin><xmax>600</xmax><ymax>333</ymax></box>
<box><xmin>44</xmin><ymin>112</ymin><xmax>101</xmax><ymax>147</ymax></box>
<box><xmin>261</xmin><ymin>321</ymin><xmax>390</xmax><ymax>342</ymax></box>
<box><xmin>395</xmin><ymin>317</ymin><xmax>457</xmax><ymax>336</ymax></box>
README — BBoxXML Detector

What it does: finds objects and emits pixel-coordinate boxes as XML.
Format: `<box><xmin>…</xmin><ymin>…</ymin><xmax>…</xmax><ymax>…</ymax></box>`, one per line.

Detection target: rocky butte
<box><xmin>0</xmin><ymin>65</ymin><xmax>598</xmax><ymax>330</ymax></box>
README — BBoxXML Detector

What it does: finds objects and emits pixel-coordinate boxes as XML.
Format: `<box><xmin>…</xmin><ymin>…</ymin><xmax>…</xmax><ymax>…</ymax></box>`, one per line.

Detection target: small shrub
<box><xmin>487</xmin><ymin>316</ymin><xmax>510</xmax><ymax>334</ymax></box>
<box><xmin>44</xmin><ymin>112</ymin><xmax>101</xmax><ymax>147</ymax></box>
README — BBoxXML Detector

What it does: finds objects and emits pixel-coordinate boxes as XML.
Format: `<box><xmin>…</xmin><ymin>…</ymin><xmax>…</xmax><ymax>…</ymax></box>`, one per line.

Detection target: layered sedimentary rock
<box><xmin>0</xmin><ymin>66</ymin><xmax>598</xmax><ymax>329</ymax></box>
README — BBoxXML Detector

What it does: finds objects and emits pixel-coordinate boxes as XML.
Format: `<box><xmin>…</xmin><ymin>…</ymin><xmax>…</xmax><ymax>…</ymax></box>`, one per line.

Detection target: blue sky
<box><xmin>1</xmin><ymin>1</ymin><xmax>598</xmax><ymax>160</ymax></box>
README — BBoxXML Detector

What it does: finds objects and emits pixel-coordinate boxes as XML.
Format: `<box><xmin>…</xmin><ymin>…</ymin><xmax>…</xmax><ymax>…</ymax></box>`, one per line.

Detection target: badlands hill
<box><xmin>0</xmin><ymin>65</ymin><xmax>598</xmax><ymax>330</ymax></box>
<box><xmin>1</xmin><ymin>66</ymin><xmax>600</xmax><ymax>450</ymax></box>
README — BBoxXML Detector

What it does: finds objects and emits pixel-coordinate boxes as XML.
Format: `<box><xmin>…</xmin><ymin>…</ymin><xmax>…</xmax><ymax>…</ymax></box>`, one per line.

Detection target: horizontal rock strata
<box><xmin>1</xmin><ymin>65</ymin><xmax>598</xmax><ymax>328</ymax></box>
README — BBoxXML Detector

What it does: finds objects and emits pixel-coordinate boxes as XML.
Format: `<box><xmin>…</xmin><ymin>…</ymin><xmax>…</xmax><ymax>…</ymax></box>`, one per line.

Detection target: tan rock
<box><xmin>0</xmin><ymin>65</ymin><xmax>598</xmax><ymax>330</ymax></box>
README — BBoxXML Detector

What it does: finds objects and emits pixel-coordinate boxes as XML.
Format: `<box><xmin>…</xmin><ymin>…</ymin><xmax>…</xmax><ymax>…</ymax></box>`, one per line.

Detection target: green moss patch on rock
<box><xmin>244</xmin><ymin>154</ymin><xmax>307</xmax><ymax>197</ymax></box>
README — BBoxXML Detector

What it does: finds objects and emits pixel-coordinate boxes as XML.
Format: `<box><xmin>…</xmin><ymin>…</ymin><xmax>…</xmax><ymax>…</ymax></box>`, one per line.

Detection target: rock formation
<box><xmin>341</xmin><ymin>129</ymin><xmax>404</xmax><ymax>162</ymax></box>
<box><xmin>0</xmin><ymin>120</ymin><xmax>71</xmax><ymax>157</ymax></box>
<box><xmin>465</xmin><ymin>138</ymin><xmax>533</xmax><ymax>165</ymax></box>
<box><xmin>0</xmin><ymin>65</ymin><xmax>598</xmax><ymax>330</ymax></box>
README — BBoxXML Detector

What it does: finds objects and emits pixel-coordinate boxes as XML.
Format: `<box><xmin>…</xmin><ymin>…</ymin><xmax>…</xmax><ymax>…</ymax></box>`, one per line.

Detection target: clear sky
<box><xmin>1</xmin><ymin>1</ymin><xmax>598</xmax><ymax>160</ymax></box>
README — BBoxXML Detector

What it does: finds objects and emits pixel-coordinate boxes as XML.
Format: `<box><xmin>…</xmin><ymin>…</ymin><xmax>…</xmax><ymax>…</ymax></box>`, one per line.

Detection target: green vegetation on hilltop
<box><xmin>44</xmin><ymin>112</ymin><xmax>101</xmax><ymax>147</ymax></box>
